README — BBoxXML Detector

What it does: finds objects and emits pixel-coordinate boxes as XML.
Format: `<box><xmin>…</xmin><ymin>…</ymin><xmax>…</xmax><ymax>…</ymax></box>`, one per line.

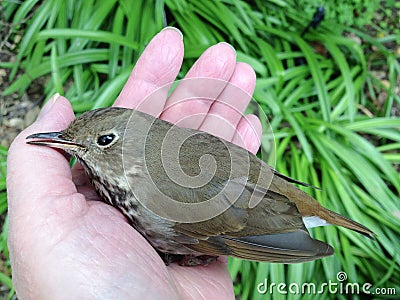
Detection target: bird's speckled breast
<box><xmin>78</xmin><ymin>157</ymin><xmax>198</xmax><ymax>255</ymax></box>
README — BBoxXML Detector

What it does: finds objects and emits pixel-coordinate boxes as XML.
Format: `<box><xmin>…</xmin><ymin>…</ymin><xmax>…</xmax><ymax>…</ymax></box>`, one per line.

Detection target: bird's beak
<box><xmin>26</xmin><ymin>132</ymin><xmax>83</xmax><ymax>150</ymax></box>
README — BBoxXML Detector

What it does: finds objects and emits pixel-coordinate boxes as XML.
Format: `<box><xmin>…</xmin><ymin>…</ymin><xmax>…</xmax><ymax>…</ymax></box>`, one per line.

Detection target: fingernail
<box><xmin>161</xmin><ymin>26</ymin><xmax>183</xmax><ymax>40</ymax></box>
<box><xmin>218</xmin><ymin>42</ymin><xmax>236</xmax><ymax>55</ymax></box>
<box><xmin>38</xmin><ymin>93</ymin><xmax>60</xmax><ymax>120</ymax></box>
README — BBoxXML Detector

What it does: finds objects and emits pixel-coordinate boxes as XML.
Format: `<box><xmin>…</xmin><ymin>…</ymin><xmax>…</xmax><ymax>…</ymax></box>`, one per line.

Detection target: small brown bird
<box><xmin>27</xmin><ymin>107</ymin><xmax>374</xmax><ymax>266</ymax></box>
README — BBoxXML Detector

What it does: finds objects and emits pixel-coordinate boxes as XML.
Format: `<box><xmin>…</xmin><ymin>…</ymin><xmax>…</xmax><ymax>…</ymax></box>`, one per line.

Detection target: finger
<box><xmin>199</xmin><ymin>62</ymin><xmax>256</xmax><ymax>141</ymax></box>
<box><xmin>114</xmin><ymin>27</ymin><xmax>184</xmax><ymax>116</ymax></box>
<box><xmin>160</xmin><ymin>42</ymin><xmax>236</xmax><ymax>128</ymax></box>
<box><xmin>232</xmin><ymin>114</ymin><xmax>262</xmax><ymax>154</ymax></box>
<box><xmin>7</xmin><ymin>94</ymin><xmax>87</xmax><ymax>224</ymax></box>
<box><xmin>71</xmin><ymin>164</ymin><xmax>100</xmax><ymax>201</ymax></box>
<box><xmin>71</xmin><ymin>163</ymin><xmax>89</xmax><ymax>186</ymax></box>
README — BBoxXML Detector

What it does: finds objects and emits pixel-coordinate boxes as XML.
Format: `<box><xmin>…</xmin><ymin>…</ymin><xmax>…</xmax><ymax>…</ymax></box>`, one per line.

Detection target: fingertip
<box><xmin>115</xmin><ymin>28</ymin><xmax>184</xmax><ymax>113</ymax></box>
<box><xmin>8</xmin><ymin>95</ymin><xmax>74</xmax><ymax>166</ymax></box>
<box><xmin>35</xmin><ymin>93</ymin><xmax>75</xmax><ymax>129</ymax></box>
<box><xmin>217</xmin><ymin>42</ymin><xmax>236</xmax><ymax>55</ymax></box>
<box><xmin>244</xmin><ymin>114</ymin><xmax>262</xmax><ymax>154</ymax></box>
<box><xmin>185</xmin><ymin>42</ymin><xmax>236</xmax><ymax>79</ymax></box>
<box><xmin>156</xmin><ymin>26</ymin><xmax>184</xmax><ymax>49</ymax></box>
<box><xmin>161</xmin><ymin>26</ymin><xmax>183</xmax><ymax>40</ymax></box>
<box><xmin>233</xmin><ymin>114</ymin><xmax>262</xmax><ymax>154</ymax></box>
<box><xmin>232</xmin><ymin>62</ymin><xmax>256</xmax><ymax>89</ymax></box>
<box><xmin>37</xmin><ymin>93</ymin><xmax>60</xmax><ymax>120</ymax></box>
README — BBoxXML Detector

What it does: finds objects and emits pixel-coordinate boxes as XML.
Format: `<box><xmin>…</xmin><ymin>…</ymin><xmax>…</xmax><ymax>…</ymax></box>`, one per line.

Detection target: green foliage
<box><xmin>333</xmin><ymin>0</ymin><xmax>379</xmax><ymax>27</ymax></box>
<box><xmin>0</xmin><ymin>146</ymin><xmax>12</xmax><ymax>299</ymax></box>
<box><xmin>4</xmin><ymin>0</ymin><xmax>164</xmax><ymax>111</ymax></box>
<box><xmin>374</xmin><ymin>0</ymin><xmax>400</xmax><ymax>38</ymax></box>
<box><xmin>2</xmin><ymin>0</ymin><xmax>399</xmax><ymax>299</ymax></box>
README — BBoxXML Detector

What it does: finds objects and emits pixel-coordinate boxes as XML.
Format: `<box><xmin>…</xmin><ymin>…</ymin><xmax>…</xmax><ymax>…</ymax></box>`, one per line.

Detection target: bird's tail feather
<box><xmin>321</xmin><ymin>208</ymin><xmax>375</xmax><ymax>239</ymax></box>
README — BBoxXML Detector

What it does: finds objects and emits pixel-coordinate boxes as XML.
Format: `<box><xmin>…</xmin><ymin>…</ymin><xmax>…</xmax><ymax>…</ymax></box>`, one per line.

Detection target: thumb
<box><xmin>7</xmin><ymin>93</ymin><xmax>85</xmax><ymax>239</ymax></box>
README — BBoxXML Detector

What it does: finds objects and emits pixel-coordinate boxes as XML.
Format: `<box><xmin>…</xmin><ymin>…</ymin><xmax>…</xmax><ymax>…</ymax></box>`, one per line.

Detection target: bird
<box><xmin>26</xmin><ymin>107</ymin><xmax>374</xmax><ymax>266</ymax></box>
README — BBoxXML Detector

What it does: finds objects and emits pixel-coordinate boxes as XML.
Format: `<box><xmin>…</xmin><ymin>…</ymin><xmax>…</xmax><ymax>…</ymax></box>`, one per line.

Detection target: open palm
<box><xmin>7</xmin><ymin>28</ymin><xmax>261</xmax><ymax>299</ymax></box>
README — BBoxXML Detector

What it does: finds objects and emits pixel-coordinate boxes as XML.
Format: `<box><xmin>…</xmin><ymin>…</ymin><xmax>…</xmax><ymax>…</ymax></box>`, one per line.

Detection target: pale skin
<box><xmin>7</xmin><ymin>28</ymin><xmax>262</xmax><ymax>299</ymax></box>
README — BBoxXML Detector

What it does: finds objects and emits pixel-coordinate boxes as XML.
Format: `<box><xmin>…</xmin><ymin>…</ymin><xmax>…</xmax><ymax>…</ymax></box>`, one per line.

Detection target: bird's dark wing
<box><xmin>186</xmin><ymin>231</ymin><xmax>333</xmax><ymax>263</ymax></box>
<box><xmin>171</xmin><ymin>175</ymin><xmax>333</xmax><ymax>262</ymax></box>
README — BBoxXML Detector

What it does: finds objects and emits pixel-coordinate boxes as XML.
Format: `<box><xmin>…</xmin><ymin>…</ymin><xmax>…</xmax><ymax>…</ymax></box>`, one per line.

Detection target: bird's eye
<box><xmin>97</xmin><ymin>134</ymin><xmax>116</xmax><ymax>147</ymax></box>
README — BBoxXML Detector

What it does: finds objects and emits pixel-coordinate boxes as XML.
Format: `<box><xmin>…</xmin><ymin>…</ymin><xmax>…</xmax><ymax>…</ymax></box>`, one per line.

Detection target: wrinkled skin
<box><xmin>7</xmin><ymin>28</ymin><xmax>262</xmax><ymax>299</ymax></box>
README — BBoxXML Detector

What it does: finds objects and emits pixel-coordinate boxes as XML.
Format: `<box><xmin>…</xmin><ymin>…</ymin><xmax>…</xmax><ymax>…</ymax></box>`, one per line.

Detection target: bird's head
<box><xmin>26</xmin><ymin>107</ymin><xmax>133</xmax><ymax>172</ymax></box>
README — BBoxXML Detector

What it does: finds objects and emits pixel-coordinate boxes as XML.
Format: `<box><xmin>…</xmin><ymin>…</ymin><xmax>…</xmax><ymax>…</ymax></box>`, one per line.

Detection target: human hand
<box><xmin>7</xmin><ymin>27</ymin><xmax>261</xmax><ymax>299</ymax></box>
